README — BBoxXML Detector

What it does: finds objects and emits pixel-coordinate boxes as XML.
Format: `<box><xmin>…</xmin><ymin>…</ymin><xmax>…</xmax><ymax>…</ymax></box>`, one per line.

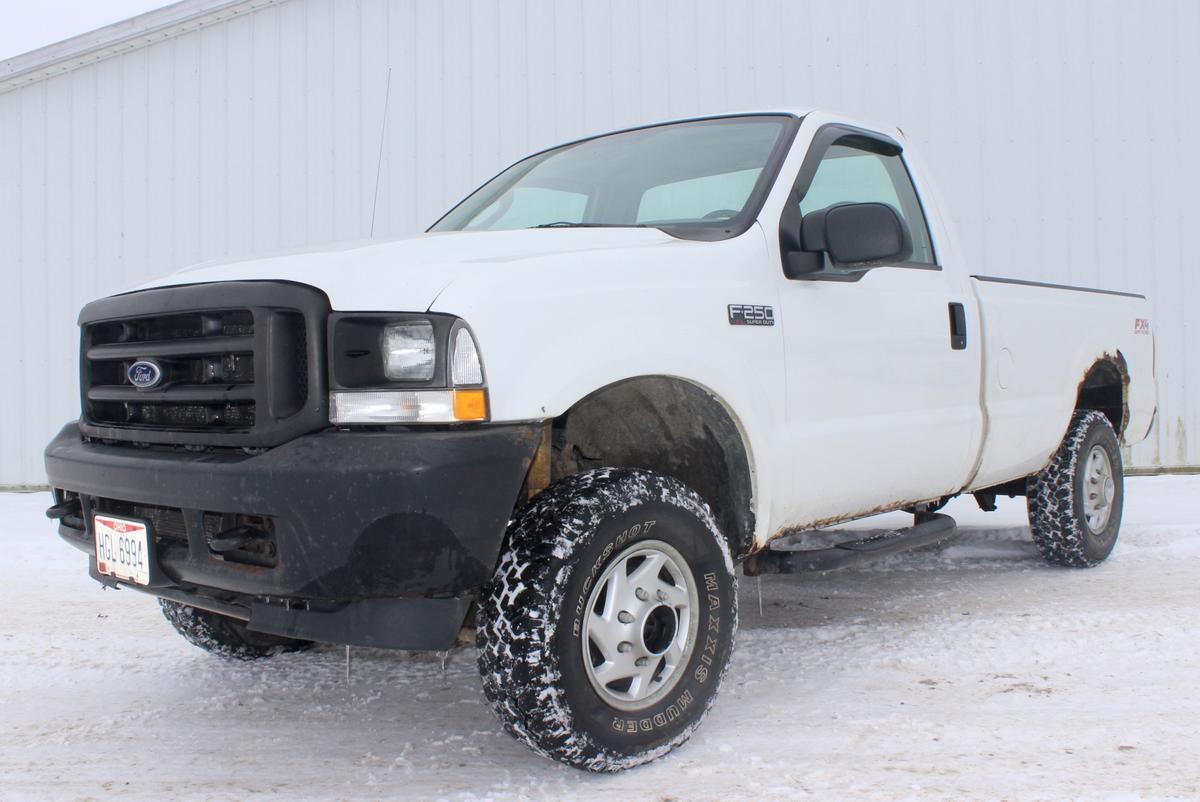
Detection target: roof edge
<box><xmin>0</xmin><ymin>0</ymin><xmax>286</xmax><ymax>95</ymax></box>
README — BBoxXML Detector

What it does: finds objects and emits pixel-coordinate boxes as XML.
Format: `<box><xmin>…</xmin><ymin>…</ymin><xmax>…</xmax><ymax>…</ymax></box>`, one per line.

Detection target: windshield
<box><xmin>430</xmin><ymin>115</ymin><xmax>794</xmax><ymax>240</ymax></box>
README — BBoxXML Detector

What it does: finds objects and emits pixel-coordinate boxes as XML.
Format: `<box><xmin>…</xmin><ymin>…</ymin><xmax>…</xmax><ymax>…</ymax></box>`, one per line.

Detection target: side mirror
<box><xmin>783</xmin><ymin>202</ymin><xmax>912</xmax><ymax>278</ymax></box>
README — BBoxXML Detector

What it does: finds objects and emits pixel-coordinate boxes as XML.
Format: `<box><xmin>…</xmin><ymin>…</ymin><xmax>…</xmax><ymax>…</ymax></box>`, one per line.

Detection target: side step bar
<box><xmin>746</xmin><ymin>513</ymin><xmax>959</xmax><ymax>574</ymax></box>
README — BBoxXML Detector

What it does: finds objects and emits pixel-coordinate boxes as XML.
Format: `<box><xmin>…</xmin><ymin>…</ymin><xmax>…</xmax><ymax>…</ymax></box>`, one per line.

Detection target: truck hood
<box><xmin>136</xmin><ymin>228</ymin><xmax>681</xmax><ymax>311</ymax></box>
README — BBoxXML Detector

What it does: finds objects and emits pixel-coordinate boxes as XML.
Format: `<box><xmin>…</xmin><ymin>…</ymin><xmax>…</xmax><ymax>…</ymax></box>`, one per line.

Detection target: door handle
<box><xmin>948</xmin><ymin>303</ymin><xmax>967</xmax><ymax>350</ymax></box>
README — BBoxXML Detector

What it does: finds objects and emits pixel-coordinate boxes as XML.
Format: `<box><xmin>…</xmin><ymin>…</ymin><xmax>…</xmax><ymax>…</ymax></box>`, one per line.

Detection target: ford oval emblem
<box><xmin>127</xmin><ymin>360</ymin><xmax>164</xmax><ymax>390</ymax></box>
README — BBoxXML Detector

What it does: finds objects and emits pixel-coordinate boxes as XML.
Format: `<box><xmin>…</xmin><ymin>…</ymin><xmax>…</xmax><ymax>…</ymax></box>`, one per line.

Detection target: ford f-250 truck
<box><xmin>45</xmin><ymin>110</ymin><xmax>1156</xmax><ymax>772</ymax></box>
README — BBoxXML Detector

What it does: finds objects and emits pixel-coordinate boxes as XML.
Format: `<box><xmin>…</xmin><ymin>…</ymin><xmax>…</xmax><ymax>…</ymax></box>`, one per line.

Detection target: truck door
<box><xmin>774</xmin><ymin>126</ymin><xmax>982</xmax><ymax>527</ymax></box>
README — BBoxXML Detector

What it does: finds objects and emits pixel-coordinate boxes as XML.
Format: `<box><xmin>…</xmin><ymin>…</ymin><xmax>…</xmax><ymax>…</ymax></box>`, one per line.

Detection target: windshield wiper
<box><xmin>528</xmin><ymin>222</ymin><xmax>661</xmax><ymax>230</ymax></box>
<box><xmin>530</xmin><ymin>222</ymin><xmax>609</xmax><ymax>229</ymax></box>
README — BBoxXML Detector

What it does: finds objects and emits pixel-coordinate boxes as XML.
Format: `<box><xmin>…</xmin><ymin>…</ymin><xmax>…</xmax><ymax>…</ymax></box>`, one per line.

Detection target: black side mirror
<box><xmin>783</xmin><ymin>202</ymin><xmax>912</xmax><ymax>278</ymax></box>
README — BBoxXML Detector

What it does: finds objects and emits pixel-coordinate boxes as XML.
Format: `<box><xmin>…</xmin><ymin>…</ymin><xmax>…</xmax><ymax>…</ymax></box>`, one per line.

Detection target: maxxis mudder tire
<box><xmin>159</xmin><ymin>599</ymin><xmax>314</xmax><ymax>660</ymax></box>
<box><xmin>1027</xmin><ymin>409</ymin><xmax>1124</xmax><ymax>567</ymax></box>
<box><xmin>476</xmin><ymin>468</ymin><xmax>738</xmax><ymax>772</ymax></box>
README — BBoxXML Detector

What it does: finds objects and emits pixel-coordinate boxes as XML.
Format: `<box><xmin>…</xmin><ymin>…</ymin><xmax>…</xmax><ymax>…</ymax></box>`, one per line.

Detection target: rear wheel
<box><xmin>159</xmin><ymin>599</ymin><xmax>313</xmax><ymax>660</ymax></box>
<box><xmin>476</xmin><ymin>469</ymin><xmax>737</xmax><ymax>772</ymax></box>
<box><xmin>1027</xmin><ymin>410</ymin><xmax>1124</xmax><ymax>567</ymax></box>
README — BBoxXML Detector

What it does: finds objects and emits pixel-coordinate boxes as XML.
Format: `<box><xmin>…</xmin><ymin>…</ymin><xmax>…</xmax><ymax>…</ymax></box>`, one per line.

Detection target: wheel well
<box><xmin>1075</xmin><ymin>354</ymin><xmax>1129</xmax><ymax>438</ymax></box>
<box><xmin>548</xmin><ymin>376</ymin><xmax>756</xmax><ymax>559</ymax></box>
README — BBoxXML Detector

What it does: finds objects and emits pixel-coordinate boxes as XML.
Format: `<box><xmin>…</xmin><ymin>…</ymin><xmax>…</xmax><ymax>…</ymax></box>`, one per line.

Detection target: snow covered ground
<box><xmin>2</xmin><ymin>477</ymin><xmax>1197</xmax><ymax>801</ymax></box>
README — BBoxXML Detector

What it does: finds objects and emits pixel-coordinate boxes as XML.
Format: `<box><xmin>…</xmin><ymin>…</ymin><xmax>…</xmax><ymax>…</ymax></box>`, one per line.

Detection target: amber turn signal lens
<box><xmin>452</xmin><ymin>389</ymin><xmax>488</xmax><ymax>421</ymax></box>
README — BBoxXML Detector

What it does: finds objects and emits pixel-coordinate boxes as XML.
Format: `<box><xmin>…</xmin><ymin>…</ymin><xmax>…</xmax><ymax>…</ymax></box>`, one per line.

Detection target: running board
<box><xmin>746</xmin><ymin>513</ymin><xmax>959</xmax><ymax>574</ymax></box>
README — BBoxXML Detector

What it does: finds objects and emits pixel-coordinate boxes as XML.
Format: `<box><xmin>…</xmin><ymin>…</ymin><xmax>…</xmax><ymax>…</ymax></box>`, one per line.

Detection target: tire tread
<box><xmin>476</xmin><ymin>468</ymin><xmax>736</xmax><ymax>772</ymax></box>
<box><xmin>1026</xmin><ymin>410</ymin><xmax>1122</xmax><ymax>568</ymax></box>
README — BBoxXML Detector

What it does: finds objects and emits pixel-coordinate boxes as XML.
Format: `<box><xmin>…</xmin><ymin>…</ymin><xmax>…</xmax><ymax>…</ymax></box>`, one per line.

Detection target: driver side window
<box><xmin>800</xmin><ymin>142</ymin><xmax>937</xmax><ymax>265</ymax></box>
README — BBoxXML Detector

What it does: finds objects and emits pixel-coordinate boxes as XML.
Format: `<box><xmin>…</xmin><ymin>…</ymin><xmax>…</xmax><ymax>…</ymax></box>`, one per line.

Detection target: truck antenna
<box><xmin>369</xmin><ymin>67</ymin><xmax>393</xmax><ymax>238</ymax></box>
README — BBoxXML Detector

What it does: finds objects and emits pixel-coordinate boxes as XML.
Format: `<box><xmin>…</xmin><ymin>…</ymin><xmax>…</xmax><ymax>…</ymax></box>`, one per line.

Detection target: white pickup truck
<box><xmin>45</xmin><ymin>110</ymin><xmax>1156</xmax><ymax>772</ymax></box>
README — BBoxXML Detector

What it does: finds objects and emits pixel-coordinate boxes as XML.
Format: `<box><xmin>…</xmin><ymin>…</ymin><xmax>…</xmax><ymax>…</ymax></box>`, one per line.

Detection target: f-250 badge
<box><xmin>728</xmin><ymin>304</ymin><xmax>774</xmax><ymax>326</ymax></box>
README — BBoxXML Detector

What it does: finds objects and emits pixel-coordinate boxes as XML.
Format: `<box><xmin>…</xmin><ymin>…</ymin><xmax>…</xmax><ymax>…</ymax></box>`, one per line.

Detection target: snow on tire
<box><xmin>1027</xmin><ymin>410</ymin><xmax>1124</xmax><ymax>567</ymax></box>
<box><xmin>476</xmin><ymin>468</ymin><xmax>737</xmax><ymax>772</ymax></box>
<box><xmin>159</xmin><ymin>599</ymin><xmax>314</xmax><ymax>660</ymax></box>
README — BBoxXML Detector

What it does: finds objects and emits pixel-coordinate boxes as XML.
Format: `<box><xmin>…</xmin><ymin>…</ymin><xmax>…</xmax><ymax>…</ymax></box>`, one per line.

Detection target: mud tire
<box><xmin>476</xmin><ymin>469</ymin><xmax>737</xmax><ymax>772</ymax></box>
<box><xmin>1027</xmin><ymin>410</ymin><xmax>1124</xmax><ymax>567</ymax></box>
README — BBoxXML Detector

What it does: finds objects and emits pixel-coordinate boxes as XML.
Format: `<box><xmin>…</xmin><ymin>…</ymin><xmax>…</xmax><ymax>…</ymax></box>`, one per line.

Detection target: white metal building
<box><xmin>1</xmin><ymin>0</ymin><xmax>1196</xmax><ymax>486</ymax></box>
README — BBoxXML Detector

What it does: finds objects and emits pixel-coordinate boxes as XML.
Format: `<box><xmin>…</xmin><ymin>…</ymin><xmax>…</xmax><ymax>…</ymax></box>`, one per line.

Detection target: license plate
<box><xmin>94</xmin><ymin>515</ymin><xmax>152</xmax><ymax>586</ymax></box>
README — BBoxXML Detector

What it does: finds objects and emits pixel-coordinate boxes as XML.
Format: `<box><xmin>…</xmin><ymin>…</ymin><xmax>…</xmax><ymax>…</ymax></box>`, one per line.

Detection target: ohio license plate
<box><xmin>94</xmin><ymin>515</ymin><xmax>151</xmax><ymax>586</ymax></box>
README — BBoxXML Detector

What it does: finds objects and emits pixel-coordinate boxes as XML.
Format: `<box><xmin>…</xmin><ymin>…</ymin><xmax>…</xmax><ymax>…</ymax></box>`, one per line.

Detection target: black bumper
<box><xmin>45</xmin><ymin>422</ymin><xmax>541</xmax><ymax>649</ymax></box>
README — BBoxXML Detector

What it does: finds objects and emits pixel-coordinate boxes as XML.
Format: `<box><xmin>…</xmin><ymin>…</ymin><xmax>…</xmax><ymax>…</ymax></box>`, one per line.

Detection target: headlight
<box><xmin>328</xmin><ymin>313</ymin><xmax>489</xmax><ymax>425</ymax></box>
<box><xmin>382</xmin><ymin>321</ymin><xmax>435</xmax><ymax>380</ymax></box>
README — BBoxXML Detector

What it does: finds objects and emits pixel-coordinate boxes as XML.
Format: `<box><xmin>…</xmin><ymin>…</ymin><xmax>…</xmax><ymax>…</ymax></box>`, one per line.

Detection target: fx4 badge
<box><xmin>1134</xmin><ymin>318</ymin><xmax>1151</xmax><ymax>335</ymax></box>
<box><xmin>728</xmin><ymin>304</ymin><xmax>774</xmax><ymax>327</ymax></box>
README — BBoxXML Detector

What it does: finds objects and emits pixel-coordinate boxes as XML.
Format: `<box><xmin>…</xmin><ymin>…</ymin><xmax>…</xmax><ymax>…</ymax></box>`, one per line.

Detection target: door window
<box><xmin>799</xmin><ymin>142</ymin><xmax>936</xmax><ymax>265</ymax></box>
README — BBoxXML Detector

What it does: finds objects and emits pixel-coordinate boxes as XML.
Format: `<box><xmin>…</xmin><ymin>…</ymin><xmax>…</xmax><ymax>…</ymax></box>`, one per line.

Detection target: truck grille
<box><xmin>85</xmin><ymin>309</ymin><xmax>263</xmax><ymax>431</ymax></box>
<box><xmin>78</xmin><ymin>282</ymin><xmax>329</xmax><ymax>448</ymax></box>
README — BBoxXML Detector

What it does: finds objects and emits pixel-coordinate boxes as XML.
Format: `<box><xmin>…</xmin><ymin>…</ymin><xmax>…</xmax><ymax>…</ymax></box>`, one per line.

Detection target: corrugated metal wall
<box><xmin>1</xmin><ymin>0</ymin><xmax>1196</xmax><ymax>484</ymax></box>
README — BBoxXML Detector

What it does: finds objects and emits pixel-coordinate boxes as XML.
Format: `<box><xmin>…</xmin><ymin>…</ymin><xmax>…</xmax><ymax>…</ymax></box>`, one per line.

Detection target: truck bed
<box><xmin>967</xmin><ymin>275</ymin><xmax>1155</xmax><ymax>490</ymax></box>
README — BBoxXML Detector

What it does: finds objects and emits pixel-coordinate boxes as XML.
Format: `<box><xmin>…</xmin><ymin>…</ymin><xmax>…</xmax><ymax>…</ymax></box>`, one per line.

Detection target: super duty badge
<box><xmin>728</xmin><ymin>304</ymin><xmax>775</xmax><ymax>326</ymax></box>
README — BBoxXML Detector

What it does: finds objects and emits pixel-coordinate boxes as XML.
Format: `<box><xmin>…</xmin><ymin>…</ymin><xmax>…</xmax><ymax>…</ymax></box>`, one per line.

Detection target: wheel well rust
<box><xmin>536</xmin><ymin>376</ymin><xmax>756</xmax><ymax>560</ymax></box>
<box><xmin>1076</xmin><ymin>352</ymin><xmax>1129</xmax><ymax>440</ymax></box>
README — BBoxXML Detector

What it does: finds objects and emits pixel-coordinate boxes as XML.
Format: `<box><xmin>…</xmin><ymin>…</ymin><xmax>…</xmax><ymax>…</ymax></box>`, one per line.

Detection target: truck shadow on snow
<box><xmin>739</xmin><ymin>523</ymin><xmax>1044</xmax><ymax>632</ymax></box>
<box><xmin>143</xmin><ymin>523</ymin><xmax>1058</xmax><ymax>783</ymax></box>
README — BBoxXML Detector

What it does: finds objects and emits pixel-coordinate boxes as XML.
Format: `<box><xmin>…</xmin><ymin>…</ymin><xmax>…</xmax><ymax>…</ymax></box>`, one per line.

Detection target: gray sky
<box><xmin>0</xmin><ymin>0</ymin><xmax>169</xmax><ymax>62</ymax></box>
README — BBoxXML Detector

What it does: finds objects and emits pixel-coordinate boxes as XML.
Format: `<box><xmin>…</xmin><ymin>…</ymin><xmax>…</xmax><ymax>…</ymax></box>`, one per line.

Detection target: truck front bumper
<box><xmin>44</xmin><ymin>422</ymin><xmax>541</xmax><ymax>650</ymax></box>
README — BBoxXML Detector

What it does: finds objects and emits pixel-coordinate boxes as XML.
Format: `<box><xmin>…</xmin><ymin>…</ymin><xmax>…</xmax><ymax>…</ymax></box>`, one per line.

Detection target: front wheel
<box><xmin>1027</xmin><ymin>410</ymin><xmax>1124</xmax><ymax>567</ymax></box>
<box><xmin>159</xmin><ymin>599</ymin><xmax>314</xmax><ymax>660</ymax></box>
<box><xmin>476</xmin><ymin>469</ymin><xmax>737</xmax><ymax>772</ymax></box>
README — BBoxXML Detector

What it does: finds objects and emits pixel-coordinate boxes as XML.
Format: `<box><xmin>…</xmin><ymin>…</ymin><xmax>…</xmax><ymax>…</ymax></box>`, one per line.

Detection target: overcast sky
<box><xmin>0</xmin><ymin>0</ymin><xmax>169</xmax><ymax>62</ymax></box>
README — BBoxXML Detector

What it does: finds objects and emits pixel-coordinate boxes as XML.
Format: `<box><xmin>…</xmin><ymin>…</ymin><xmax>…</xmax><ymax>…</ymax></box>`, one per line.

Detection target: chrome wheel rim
<box><xmin>582</xmin><ymin>539</ymin><xmax>699</xmax><ymax>711</ymax></box>
<box><xmin>1083</xmin><ymin>445</ymin><xmax>1116</xmax><ymax>533</ymax></box>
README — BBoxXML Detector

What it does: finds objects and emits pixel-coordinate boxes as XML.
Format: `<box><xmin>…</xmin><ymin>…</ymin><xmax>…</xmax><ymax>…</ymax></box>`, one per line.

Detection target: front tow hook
<box><xmin>208</xmin><ymin>526</ymin><xmax>258</xmax><ymax>553</ymax></box>
<box><xmin>46</xmin><ymin>498</ymin><xmax>82</xmax><ymax>520</ymax></box>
